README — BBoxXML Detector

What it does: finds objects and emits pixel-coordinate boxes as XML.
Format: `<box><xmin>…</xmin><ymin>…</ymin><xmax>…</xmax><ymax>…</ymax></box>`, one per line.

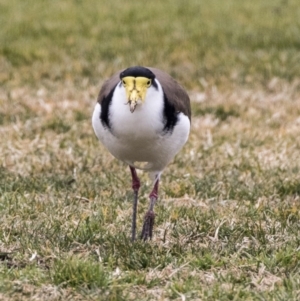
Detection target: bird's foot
<box><xmin>140</xmin><ymin>210</ymin><xmax>155</xmax><ymax>241</ymax></box>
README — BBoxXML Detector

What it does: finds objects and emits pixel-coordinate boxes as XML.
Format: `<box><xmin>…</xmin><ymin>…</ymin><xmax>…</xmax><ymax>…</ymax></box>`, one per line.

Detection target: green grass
<box><xmin>1</xmin><ymin>0</ymin><xmax>300</xmax><ymax>300</ymax></box>
<box><xmin>1</xmin><ymin>0</ymin><xmax>300</xmax><ymax>88</ymax></box>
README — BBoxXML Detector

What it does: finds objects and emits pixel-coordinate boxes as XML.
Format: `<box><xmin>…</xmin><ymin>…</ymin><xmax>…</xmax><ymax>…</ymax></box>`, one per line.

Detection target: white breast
<box><xmin>92</xmin><ymin>80</ymin><xmax>190</xmax><ymax>175</ymax></box>
<box><xmin>110</xmin><ymin>80</ymin><xmax>165</xmax><ymax>139</ymax></box>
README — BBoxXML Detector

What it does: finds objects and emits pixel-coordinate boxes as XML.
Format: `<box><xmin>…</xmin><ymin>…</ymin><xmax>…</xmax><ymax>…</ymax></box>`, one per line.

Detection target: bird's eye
<box><xmin>146</xmin><ymin>80</ymin><xmax>151</xmax><ymax>87</ymax></box>
<box><xmin>122</xmin><ymin>80</ymin><xmax>126</xmax><ymax>86</ymax></box>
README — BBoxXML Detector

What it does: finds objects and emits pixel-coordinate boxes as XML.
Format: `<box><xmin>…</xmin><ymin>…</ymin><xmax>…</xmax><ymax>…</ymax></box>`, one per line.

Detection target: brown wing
<box><xmin>148</xmin><ymin>67</ymin><xmax>191</xmax><ymax>121</ymax></box>
<box><xmin>97</xmin><ymin>69</ymin><xmax>124</xmax><ymax>104</ymax></box>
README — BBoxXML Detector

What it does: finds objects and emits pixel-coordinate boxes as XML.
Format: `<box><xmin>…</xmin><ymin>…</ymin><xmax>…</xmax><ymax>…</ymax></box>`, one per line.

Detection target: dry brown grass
<box><xmin>1</xmin><ymin>77</ymin><xmax>300</xmax><ymax>300</ymax></box>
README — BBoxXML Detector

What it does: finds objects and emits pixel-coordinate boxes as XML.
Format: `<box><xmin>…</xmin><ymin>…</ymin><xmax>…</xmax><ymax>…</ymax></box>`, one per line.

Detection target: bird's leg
<box><xmin>140</xmin><ymin>177</ymin><xmax>159</xmax><ymax>241</ymax></box>
<box><xmin>129</xmin><ymin>166</ymin><xmax>140</xmax><ymax>242</ymax></box>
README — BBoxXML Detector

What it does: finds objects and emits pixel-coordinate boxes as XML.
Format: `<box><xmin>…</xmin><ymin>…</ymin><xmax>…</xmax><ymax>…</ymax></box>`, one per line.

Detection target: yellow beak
<box><xmin>122</xmin><ymin>76</ymin><xmax>151</xmax><ymax>113</ymax></box>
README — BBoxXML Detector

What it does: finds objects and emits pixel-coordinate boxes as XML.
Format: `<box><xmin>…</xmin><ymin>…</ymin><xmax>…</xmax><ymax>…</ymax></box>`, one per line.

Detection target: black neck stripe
<box><xmin>100</xmin><ymin>83</ymin><xmax>117</xmax><ymax>130</ymax></box>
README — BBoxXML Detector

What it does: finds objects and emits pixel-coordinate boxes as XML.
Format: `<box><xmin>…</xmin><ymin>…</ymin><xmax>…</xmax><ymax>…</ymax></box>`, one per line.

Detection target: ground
<box><xmin>0</xmin><ymin>0</ymin><xmax>300</xmax><ymax>300</ymax></box>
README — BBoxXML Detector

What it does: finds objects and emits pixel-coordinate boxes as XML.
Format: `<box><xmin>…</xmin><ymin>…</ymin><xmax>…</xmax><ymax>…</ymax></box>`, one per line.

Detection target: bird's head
<box><xmin>120</xmin><ymin>66</ymin><xmax>156</xmax><ymax>113</ymax></box>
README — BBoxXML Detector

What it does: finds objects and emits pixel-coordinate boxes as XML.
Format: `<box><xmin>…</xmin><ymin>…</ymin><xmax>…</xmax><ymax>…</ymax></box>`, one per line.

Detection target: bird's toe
<box><xmin>140</xmin><ymin>210</ymin><xmax>155</xmax><ymax>241</ymax></box>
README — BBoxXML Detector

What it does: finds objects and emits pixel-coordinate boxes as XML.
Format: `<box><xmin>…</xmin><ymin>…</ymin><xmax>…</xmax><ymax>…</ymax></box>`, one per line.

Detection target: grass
<box><xmin>1</xmin><ymin>0</ymin><xmax>300</xmax><ymax>300</ymax></box>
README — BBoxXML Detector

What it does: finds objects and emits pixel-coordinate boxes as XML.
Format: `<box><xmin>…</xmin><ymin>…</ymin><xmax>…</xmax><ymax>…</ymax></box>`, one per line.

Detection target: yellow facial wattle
<box><xmin>121</xmin><ymin>76</ymin><xmax>152</xmax><ymax>112</ymax></box>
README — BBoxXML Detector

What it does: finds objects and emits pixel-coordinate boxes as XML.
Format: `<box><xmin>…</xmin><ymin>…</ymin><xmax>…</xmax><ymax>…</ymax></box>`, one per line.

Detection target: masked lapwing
<box><xmin>92</xmin><ymin>66</ymin><xmax>191</xmax><ymax>241</ymax></box>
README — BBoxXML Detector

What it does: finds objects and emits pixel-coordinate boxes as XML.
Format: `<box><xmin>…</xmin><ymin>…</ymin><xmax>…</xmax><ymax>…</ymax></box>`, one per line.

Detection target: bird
<box><xmin>92</xmin><ymin>66</ymin><xmax>191</xmax><ymax>241</ymax></box>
